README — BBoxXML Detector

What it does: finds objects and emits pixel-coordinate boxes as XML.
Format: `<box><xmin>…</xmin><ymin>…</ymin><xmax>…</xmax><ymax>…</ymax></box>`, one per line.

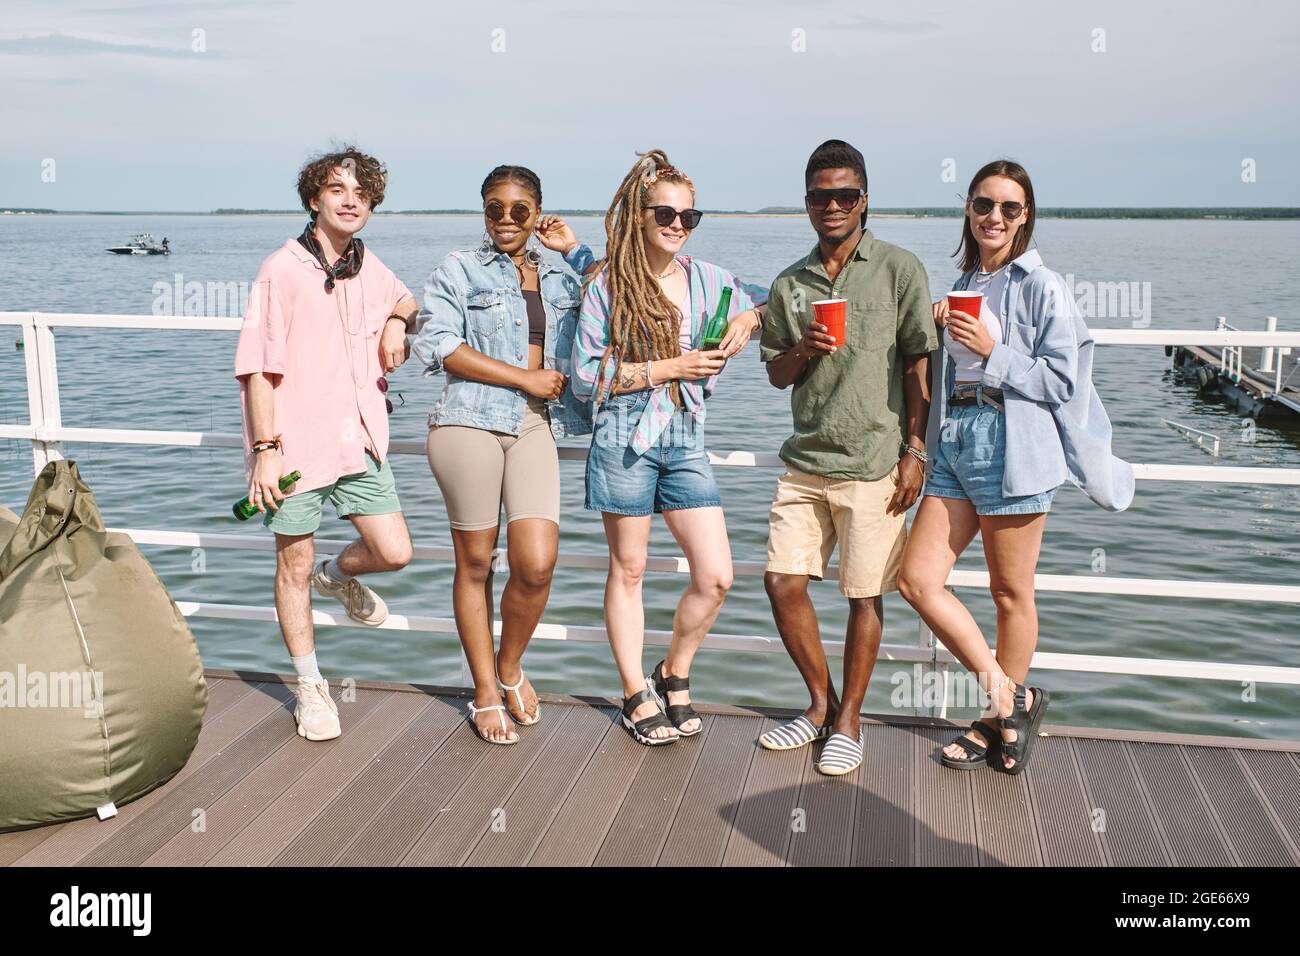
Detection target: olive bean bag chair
<box><xmin>0</xmin><ymin>459</ymin><xmax>207</xmax><ymax>831</ymax></box>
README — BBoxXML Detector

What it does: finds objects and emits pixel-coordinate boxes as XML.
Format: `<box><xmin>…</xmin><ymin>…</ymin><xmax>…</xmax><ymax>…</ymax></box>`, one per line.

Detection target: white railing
<box><xmin>6</xmin><ymin>311</ymin><xmax>1300</xmax><ymax>720</ymax></box>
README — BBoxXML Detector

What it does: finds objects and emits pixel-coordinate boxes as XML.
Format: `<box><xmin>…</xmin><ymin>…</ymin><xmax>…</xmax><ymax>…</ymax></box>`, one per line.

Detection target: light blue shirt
<box><xmin>411</xmin><ymin>241</ymin><xmax>594</xmax><ymax>438</ymax></box>
<box><xmin>926</xmin><ymin>247</ymin><xmax>1135</xmax><ymax>511</ymax></box>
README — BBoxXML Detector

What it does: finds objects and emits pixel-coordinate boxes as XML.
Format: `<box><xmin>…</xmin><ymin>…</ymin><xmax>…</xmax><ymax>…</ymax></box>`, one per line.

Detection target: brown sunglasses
<box><xmin>485</xmin><ymin>200</ymin><xmax>535</xmax><ymax>225</ymax></box>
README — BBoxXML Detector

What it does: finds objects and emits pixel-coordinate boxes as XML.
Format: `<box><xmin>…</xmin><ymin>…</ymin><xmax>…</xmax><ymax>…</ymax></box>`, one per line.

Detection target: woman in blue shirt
<box><xmin>897</xmin><ymin>160</ymin><xmax>1134</xmax><ymax>775</ymax></box>
<box><xmin>411</xmin><ymin>165</ymin><xmax>596</xmax><ymax>745</ymax></box>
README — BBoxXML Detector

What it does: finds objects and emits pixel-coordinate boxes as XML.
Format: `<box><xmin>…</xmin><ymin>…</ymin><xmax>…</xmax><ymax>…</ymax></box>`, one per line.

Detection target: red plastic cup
<box><xmin>812</xmin><ymin>298</ymin><xmax>847</xmax><ymax>347</ymax></box>
<box><xmin>947</xmin><ymin>291</ymin><xmax>983</xmax><ymax>321</ymax></box>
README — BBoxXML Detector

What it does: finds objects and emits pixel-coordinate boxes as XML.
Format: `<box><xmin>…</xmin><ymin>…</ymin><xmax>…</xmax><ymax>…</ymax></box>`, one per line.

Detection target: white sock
<box><xmin>291</xmin><ymin>651</ymin><xmax>322</xmax><ymax>681</ymax></box>
<box><xmin>322</xmin><ymin>557</ymin><xmax>352</xmax><ymax>585</ymax></box>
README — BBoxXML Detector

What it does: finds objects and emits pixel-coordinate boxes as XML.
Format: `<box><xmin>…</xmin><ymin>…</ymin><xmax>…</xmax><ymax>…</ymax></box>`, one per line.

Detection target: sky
<box><xmin>2</xmin><ymin>0</ymin><xmax>1298</xmax><ymax>211</ymax></box>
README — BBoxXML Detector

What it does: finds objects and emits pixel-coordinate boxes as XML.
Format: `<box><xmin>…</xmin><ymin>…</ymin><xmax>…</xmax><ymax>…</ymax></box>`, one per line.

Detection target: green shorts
<box><xmin>263</xmin><ymin>451</ymin><xmax>401</xmax><ymax>536</ymax></box>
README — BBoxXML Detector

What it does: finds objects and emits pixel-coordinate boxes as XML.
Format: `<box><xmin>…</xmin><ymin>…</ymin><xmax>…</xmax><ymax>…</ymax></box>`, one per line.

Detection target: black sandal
<box><xmin>621</xmin><ymin>689</ymin><xmax>679</xmax><ymax>746</ymax></box>
<box><xmin>649</xmin><ymin>660</ymin><xmax>702</xmax><ymax>737</ymax></box>
<box><xmin>996</xmin><ymin>684</ymin><xmax>1050</xmax><ymax>776</ymax></box>
<box><xmin>940</xmin><ymin>719</ymin><xmax>1001</xmax><ymax>770</ymax></box>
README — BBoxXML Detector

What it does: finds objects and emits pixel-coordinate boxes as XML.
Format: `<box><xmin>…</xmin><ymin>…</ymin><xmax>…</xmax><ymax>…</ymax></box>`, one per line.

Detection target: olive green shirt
<box><xmin>760</xmin><ymin>229</ymin><xmax>938</xmax><ymax>482</ymax></box>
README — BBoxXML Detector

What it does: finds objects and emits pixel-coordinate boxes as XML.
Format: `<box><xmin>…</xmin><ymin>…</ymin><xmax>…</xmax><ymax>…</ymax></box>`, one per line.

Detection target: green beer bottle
<box><xmin>232</xmin><ymin>470</ymin><xmax>302</xmax><ymax>520</ymax></box>
<box><xmin>699</xmin><ymin>286</ymin><xmax>733</xmax><ymax>350</ymax></box>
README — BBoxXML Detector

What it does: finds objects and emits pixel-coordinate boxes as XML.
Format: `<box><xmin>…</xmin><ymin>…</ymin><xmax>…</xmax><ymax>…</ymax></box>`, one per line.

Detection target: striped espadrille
<box><xmin>815</xmin><ymin>730</ymin><xmax>864</xmax><ymax>776</ymax></box>
<box><xmin>759</xmin><ymin>715</ymin><xmax>831</xmax><ymax>751</ymax></box>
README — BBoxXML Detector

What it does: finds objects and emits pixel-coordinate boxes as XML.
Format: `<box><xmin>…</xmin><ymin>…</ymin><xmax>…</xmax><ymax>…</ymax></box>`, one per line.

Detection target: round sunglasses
<box><xmin>646</xmin><ymin>205</ymin><xmax>703</xmax><ymax>230</ymax></box>
<box><xmin>484</xmin><ymin>200</ymin><xmax>535</xmax><ymax>225</ymax></box>
<box><xmin>968</xmin><ymin>196</ymin><xmax>1026</xmax><ymax>220</ymax></box>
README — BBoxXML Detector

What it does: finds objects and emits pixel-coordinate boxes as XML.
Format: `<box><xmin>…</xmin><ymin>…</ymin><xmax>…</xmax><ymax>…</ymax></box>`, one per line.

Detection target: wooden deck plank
<box><xmin>914</xmin><ymin>728</ymin><xmax>977</xmax><ymax>866</ymax></box>
<box><xmin>657</xmin><ymin>714</ymin><xmax>759</xmax><ymax>867</ymax></box>
<box><xmin>852</xmin><ymin>722</ymin><xmax>915</xmax><ymax>866</ymax></box>
<box><xmin>721</xmin><ymin>718</ymin><xmax>808</xmax><ymax>867</ymax></box>
<box><xmin>141</xmin><ymin>689</ymin><xmax>392</xmax><ymax>866</ymax></box>
<box><xmin>1128</xmin><ymin>741</ymin><xmax>1235</xmax><ymax>866</ymax></box>
<box><xmin>1185</xmin><ymin>746</ymin><xmax>1299</xmax><ymax>866</ymax></box>
<box><xmin>970</xmin><ymin>753</ymin><xmax>1042</xmax><ymax>867</ymax></box>
<box><xmin>322</xmin><ymin>718</ymin><xmax>488</xmax><ymax>867</ymax></box>
<box><xmin>268</xmin><ymin>695</ymin><xmax>466</xmax><ymax>867</ymax></box>
<box><xmin>464</xmin><ymin>706</ymin><xmax>617</xmax><ymax>867</ymax></box>
<box><xmin>398</xmin><ymin>709</ymin><xmax>572</xmax><ymax>866</ymax></box>
<box><xmin>12</xmin><ymin>680</ymin><xmax>288</xmax><ymax>866</ymax></box>
<box><xmin>1238</xmin><ymin>749</ymin><xmax>1300</xmax><ymax>851</ymax></box>
<box><xmin>1027</xmin><ymin>736</ymin><xmax>1105</xmax><ymax>867</ymax></box>
<box><xmin>1072</xmin><ymin>737</ymin><xmax>1171</xmax><ymax>866</ymax></box>
<box><xmin>528</xmin><ymin>714</ymin><xmax>649</xmax><ymax>866</ymax></box>
<box><xmin>207</xmin><ymin>692</ymin><xmax>438</xmax><ymax>866</ymax></box>
<box><xmin>82</xmin><ymin>683</ymin><xmax>316</xmax><ymax>866</ymax></box>
<box><xmin>593</xmin><ymin>716</ymin><xmax>715</xmax><ymax>867</ymax></box>
<box><xmin>786</xmin><ymin>734</ymin><xmax>860</xmax><ymax>867</ymax></box>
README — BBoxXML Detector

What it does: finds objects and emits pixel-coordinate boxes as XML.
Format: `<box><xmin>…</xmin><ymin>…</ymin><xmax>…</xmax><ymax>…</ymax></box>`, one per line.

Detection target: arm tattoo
<box><xmin>614</xmin><ymin>361</ymin><xmax>648</xmax><ymax>393</ymax></box>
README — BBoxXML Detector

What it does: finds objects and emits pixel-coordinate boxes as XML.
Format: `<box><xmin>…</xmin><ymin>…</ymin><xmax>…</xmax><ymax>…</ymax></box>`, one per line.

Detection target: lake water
<box><xmin>2</xmin><ymin>213</ymin><xmax>1298</xmax><ymax>740</ymax></box>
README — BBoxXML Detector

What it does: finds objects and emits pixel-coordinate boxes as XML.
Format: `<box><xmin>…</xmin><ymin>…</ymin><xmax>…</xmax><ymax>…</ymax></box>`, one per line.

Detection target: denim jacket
<box><xmin>411</xmin><ymin>241</ymin><xmax>593</xmax><ymax>438</ymax></box>
<box><xmin>926</xmin><ymin>248</ymin><xmax>1135</xmax><ymax>511</ymax></box>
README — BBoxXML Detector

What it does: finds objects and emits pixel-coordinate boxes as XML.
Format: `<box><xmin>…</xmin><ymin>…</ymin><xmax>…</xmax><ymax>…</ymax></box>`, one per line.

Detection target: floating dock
<box><xmin>1172</xmin><ymin>316</ymin><xmax>1300</xmax><ymax>419</ymax></box>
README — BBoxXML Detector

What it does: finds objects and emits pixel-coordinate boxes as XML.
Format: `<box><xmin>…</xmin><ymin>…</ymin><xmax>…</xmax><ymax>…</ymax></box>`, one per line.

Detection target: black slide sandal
<box><xmin>997</xmin><ymin>685</ymin><xmax>1050</xmax><ymax>775</ymax></box>
<box><xmin>621</xmin><ymin>688</ymin><xmax>679</xmax><ymax>746</ymax></box>
<box><xmin>940</xmin><ymin>719</ymin><xmax>1000</xmax><ymax>770</ymax></box>
<box><xmin>649</xmin><ymin>660</ymin><xmax>702</xmax><ymax>736</ymax></box>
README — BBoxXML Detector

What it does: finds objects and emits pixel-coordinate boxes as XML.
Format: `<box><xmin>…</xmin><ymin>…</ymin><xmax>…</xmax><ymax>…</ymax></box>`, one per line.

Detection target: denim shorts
<box><xmin>924</xmin><ymin>402</ymin><xmax>1056</xmax><ymax>516</ymax></box>
<box><xmin>585</xmin><ymin>391</ymin><xmax>722</xmax><ymax>516</ymax></box>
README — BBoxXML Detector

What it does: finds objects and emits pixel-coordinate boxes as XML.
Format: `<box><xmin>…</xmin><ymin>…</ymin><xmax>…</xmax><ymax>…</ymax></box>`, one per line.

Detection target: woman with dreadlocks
<box><xmin>571</xmin><ymin>150</ymin><xmax>762</xmax><ymax>745</ymax></box>
<box><xmin>412</xmin><ymin>164</ymin><xmax>596</xmax><ymax>745</ymax></box>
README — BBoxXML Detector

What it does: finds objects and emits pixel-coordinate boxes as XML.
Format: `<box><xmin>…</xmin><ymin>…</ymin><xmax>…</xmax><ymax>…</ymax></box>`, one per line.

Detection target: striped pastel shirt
<box><xmin>571</xmin><ymin>256</ymin><xmax>754</xmax><ymax>455</ymax></box>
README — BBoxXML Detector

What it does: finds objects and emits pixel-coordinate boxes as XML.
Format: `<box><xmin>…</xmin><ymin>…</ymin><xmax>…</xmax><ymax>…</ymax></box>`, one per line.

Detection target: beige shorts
<box><xmin>426</xmin><ymin>396</ymin><xmax>560</xmax><ymax>531</ymax></box>
<box><xmin>765</xmin><ymin>464</ymin><xmax>906</xmax><ymax>598</ymax></box>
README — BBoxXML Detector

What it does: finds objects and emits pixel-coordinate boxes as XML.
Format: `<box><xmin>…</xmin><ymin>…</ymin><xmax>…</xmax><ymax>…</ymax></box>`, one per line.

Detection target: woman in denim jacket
<box><xmin>571</xmin><ymin>151</ymin><xmax>761</xmax><ymax>746</ymax></box>
<box><xmin>897</xmin><ymin>160</ymin><xmax>1134</xmax><ymax>775</ymax></box>
<box><xmin>411</xmin><ymin>165</ymin><xmax>596</xmax><ymax>745</ymax></box>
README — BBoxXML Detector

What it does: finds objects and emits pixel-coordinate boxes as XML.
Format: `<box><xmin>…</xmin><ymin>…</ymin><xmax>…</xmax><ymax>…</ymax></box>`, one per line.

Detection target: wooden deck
<box><xmin>4</xmin><ymin>669</ymin><xmax>1300</xmax><ymax>867</ymax></box>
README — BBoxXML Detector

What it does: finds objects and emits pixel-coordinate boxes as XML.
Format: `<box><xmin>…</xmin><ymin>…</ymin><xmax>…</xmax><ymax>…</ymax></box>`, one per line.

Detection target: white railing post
<box><xmin>1261</xmin><ymin>316</ymin><xmax>1279</xmax><ymax>374</ymax></box>
<box><xmin>22</xmin><ymin>313</ymin><xmax>64</xmax><ymax>476</ymax></box>
<box><xmin>1216</xmin><ymin>316</ymin><xmax>1227</xmax><ymax>374</ymax></box>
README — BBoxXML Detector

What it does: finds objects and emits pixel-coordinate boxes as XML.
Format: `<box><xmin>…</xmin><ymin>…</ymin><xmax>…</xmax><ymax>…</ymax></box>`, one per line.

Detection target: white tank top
<box><xmin>946</xmin><ymin>264</ymin><xmax>1009</xmax><ymax>384</ymax></box>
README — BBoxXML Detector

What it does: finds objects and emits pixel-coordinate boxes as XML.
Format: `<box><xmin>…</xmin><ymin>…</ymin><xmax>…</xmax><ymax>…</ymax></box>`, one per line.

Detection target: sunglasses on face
<box><xmin>805</xmin><ymin>188</ymin><xmax>864</xmax><ymax>211</ymax></box>
<box><xmin>968</xmin><ymin>196</ymin><xmax>1026</xmax><ymax>220</ymax></box>
<box><xmin>646</xmin><ymin>205</ymin><xmax>703</xmax><ymax>230</ymax></box>
<box><xmin>484</xmin><ymin>201</ymin><xmax>535</xmax><ymax>225</ymax></box>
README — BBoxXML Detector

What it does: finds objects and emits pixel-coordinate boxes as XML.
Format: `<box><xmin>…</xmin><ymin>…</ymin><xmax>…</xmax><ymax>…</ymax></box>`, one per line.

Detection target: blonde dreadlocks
<box><xmin>592</xmin><ymin>150</ymin><xmax>696</xmax><ymax>410</ymax></box>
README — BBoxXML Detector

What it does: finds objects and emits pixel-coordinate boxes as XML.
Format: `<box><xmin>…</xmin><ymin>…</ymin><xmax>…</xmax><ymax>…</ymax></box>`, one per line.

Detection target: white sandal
<box><xmin>467</xmin><ymin>702</ymin><xmax>519</xmax><ymax>745</ymax></box>
<box><xmin>498</xmin><ymin>670</ymin><xmax>540</xmax><ymax>726</ymax></box>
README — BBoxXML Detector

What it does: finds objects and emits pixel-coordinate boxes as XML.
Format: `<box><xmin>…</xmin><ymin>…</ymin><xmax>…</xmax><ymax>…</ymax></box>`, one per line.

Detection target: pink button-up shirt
<box><xmin>235</xmin><ymin>238</ymin><xmax>412</xmax><ymax>494</ymax></box>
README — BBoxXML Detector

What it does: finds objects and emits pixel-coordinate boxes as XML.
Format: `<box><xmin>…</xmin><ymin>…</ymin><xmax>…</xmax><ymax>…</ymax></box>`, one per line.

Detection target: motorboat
<box><xmin>106</xmin><ymin>233</ymin><xmax>170</xmax><ymax>255</ymax></box>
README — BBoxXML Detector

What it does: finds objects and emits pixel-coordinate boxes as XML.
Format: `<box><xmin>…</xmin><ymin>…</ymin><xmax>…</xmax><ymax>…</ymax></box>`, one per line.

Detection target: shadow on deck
<box><xmin>4</xmin><ymin>670</ymin><xmax>1299</xmax><ymax>867</ymax></box>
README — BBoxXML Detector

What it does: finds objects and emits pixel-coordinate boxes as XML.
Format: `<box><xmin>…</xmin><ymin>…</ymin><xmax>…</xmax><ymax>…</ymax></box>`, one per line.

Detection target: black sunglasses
<box><xmin>377</xmin><ymin>375</ymin><xmax>404</xmax><ymax>415</ymax></box>
<box><xmin>646</xmin><ymin>205</ymin><xmax>703</xmax><ymax>230</ymax></box>
<box><xmin>968</xmin><ymin>196</ymin><xmax>1026</xmax><ymax>220</ymax></box>
<box><xmin>485</xmin><ymin>200</ymin><xmax>535</xmax><ymax>225</ymax></box>
<box><xmin>805</xmin><ymin>188</ymin><xmax>864</xmax><ymax>211</ymax></box>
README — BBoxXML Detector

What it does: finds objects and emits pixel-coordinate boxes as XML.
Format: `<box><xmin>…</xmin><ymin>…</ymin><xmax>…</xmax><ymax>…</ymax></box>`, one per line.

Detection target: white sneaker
<box><xmin>311</xmin><ymin>559</ymin><xmax>388</xmax><ymax>626</ymax></box>
<box><xmin>294</xmin><ymin>676</ymin><xmax>341</xmax><ymax>741</ymax></box>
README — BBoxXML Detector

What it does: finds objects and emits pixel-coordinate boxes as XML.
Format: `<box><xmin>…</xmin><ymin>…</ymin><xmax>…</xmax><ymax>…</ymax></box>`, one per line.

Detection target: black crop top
<box><xmin>522</xmin><ymin>289</ymin><xmax>545</xmax><ymax>348</ymax></box>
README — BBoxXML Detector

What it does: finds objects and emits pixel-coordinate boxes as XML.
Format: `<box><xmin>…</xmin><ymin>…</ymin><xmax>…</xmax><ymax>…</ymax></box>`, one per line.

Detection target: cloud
<box><xmin>0</xmin><ymin>31</ymin><xmax>210</xmax><ymax>58</ymax></box>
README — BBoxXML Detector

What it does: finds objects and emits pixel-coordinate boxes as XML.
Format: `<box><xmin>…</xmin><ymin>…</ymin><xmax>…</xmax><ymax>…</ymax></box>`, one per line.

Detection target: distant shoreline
<box><xmin>4</xmin><ymin>207</ymin><xmax>1300</xmax><ymax>221</ymax></box>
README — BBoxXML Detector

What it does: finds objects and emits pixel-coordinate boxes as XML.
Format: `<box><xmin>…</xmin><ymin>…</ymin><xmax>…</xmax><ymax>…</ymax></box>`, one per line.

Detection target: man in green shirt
<box><xmin>757</xmin><ymin>139</ymin><xmax>937</xmax><ymax>775</ymax></box>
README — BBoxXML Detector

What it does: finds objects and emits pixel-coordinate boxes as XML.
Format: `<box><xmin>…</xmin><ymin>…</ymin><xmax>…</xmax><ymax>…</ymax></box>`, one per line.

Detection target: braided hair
<box><xmin>480</xmin><ymin>164</ymin><xmax>542</xmax><ymax>205</ymax></box>
<box><xmin>592</xmin><ymin>150</ymin><xmax>695</xmax><ymax>410</ymax></box>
